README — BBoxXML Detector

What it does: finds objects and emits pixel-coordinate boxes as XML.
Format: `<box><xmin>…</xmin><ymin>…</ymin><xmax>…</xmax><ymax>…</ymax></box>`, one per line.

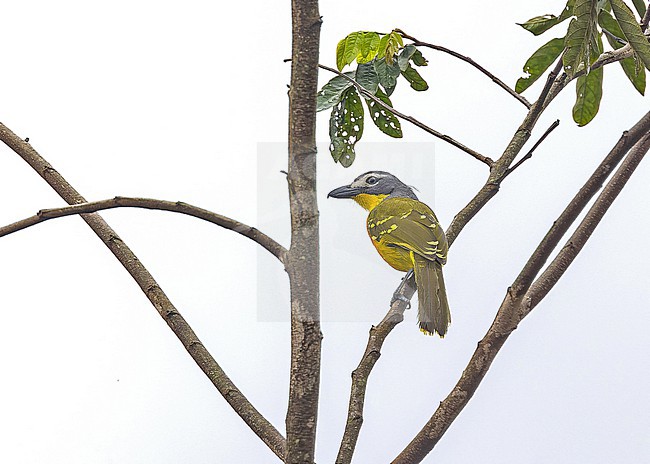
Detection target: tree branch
<box><xmin>446</xmin><ymin>59</ymin><xmax>565</xmax><ymax>246</ymax></box>
<box><xmin>525</xmin><ymin>131</ymin><xmax>650</xmax><ymax>313</ymax></box>
<box><xmin>334</xmin><ymin>56</ymin><xmax>566</xmax><ymax>464</ymax></box>
<box><xmin>335</xmin><ymin>277</ymin><xmax>416</xmax><ymax>464</ymax></box>
<box><xmin>0</xmin><ymin>196</ymin><xmax>288</xmax><ymax>264</ymax></box>
<box><xmin>391</xmin><ymin>116</ymin><xmax>650</xmax><ymax>464</ymax></box>
<box><xmin>285</xmin><ymin>0</ymin><xmax>322</xmax><ymax>462</ymax></box>
<box><xmin>0</xmin><ymin>122</ymin><xmax>287</xmax><ymax>461</ymax></box>
<box><xmin>394</xmin><ymin>29</ymin><xmax>532</xmax><ymax>109</ymax></box>
<box><xmin>512</xmin><ymin>111</ymin><xmax>650</xmax><ymax>297</ymax></box>
<box><xmin>503</xmin><ymin>119</ymin><xmax>560</xmax><ymax>179</ymax></box>
<box><xmin>318</xmin><ymin>63</ymin><xmax>494</xmax><ymax>167</ymax></box>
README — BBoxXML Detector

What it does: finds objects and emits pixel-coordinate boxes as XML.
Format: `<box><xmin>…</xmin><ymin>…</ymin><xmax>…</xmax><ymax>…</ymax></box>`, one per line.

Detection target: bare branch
<box><xmin>318</xmin><ymin>63</ymin><xmax>494</xmax><ymax>167</ymax></box>
<box><xmin>336</xmin><ymin>276</ymin><xmax>416</xmax><ymax>464</ymax></box>
<box><xmin>641</xmin><ymin>5</ymin><xmax>650</xmax><ymax>30</ymax></box>
<box><xmin>392</xmin><ymin>117</ymin><xmax>650</xmax><ymax>464</ymax></box>
<box><xmin>0</xmin><ymin>122</ymin><xmax>287</xmax><ymax>460</ymax></box>
<box><xmin>512</xmin><ymin>111</ymin><xmax>650</xmax><ymax>297</ymax></box>
<box><xmin>503</xmin><ymin>119</ymin><xmax>560</xmax><ymax>179</ymax></box>
<box><xmin>525</xmin><ymin>131</ymin><xmax>650</xmax><ymax>313</ymax></box>
<box><xmin>0</xmin><ymin>196</ymin><xmax>288</xmax><ymax>264</ymax></box>
<box><xmin>395</xmin><ymin>29</ymin><xmax>532</xmax><ymax>109</ymax></box>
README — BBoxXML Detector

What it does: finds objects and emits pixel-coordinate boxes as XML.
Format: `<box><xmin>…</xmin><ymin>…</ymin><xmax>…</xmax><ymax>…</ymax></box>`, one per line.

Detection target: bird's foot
<box><xmin>391</xmin><ymin>293</ymin><xmax>411</xmax><ymax>309</ymax></box>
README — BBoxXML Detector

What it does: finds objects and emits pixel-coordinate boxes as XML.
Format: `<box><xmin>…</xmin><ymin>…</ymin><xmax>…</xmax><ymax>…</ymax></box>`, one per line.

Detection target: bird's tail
<box><xmin>413</xmin><ymin>254</ymin><xmax>451</xmax><ymax>337</ymax></box>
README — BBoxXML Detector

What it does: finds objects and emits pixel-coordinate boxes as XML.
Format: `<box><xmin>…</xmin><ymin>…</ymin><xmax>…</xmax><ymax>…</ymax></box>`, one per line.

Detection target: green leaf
<box><xmin>398</xmin><ymin>44</ymin><xmax>417</xmax><ymax>71</ymax></box>
<box><xmin>329</xmin><ymin>87</ymin><xmax>364</xmax><ymax>167</ymax></box>
<box><xmin>411</xmin><ymin>49</ymin><xmax>428</xmax><ymax>66</ymax></box>
<box><xmin>365</xmin><ymin>87</ymin><xmax>402</xmax><ymax>138</ymax></box>
<box><xmin>316</xmin><ymin>72</ymin><xmax>355</xmax><ymax>112</ymax></box>
<box><xmin>600</xmin><ymin>9</ymin><xmax>645</xmax><ymax>95</ymax></box>
<box><xmin>357</xmin><ymin>32</ymin><xmax>381</xmax><ymax>64</ymax></box>
<box><xmin>573</xmin><ymin>34</ymin><xmax>604</xmax><ymax>126</ymax></box>
<box><xmin>385</xmin><ymin>31</ymin><xmax>404</xmax><ymax>65</ymax></box>
<box><xmin>620</xmin><ymin>53</ymin><xmax>647</xmax><ymax>94</ymax></box>
<box><xmin>401</xmin><ymin>63</ymin><xmax>429</xmax><ymax>91</ymax></box>
<box><xmin>374</xmin><ymin>57</ymin><xmax>401</xmax><ymax>96</ymax></box>
<box><xmin>355</xmin><ymin>62</ymin><xmax>379</xmax><ymax>94</ymax></box>
<box><xmin>611</xmin><ymin>0</ymin><xmax>650</xmax><ymax>70</ymax></box>
<box><xmin>598</xmin><ymin>9</ymin><xmax>626</xmax><ymax>39</ymax></box>
<box><xmin>517</xmin><ymin>0</ymin><xmax>575</xmax><ymax>35</ymax></box>
<box><xmin>516</xmin><ymin>37</ymin><xmax>566</xmax><ymax>93</ymax></box>
<box><xmin>336</xmin><ymin>32</ymin><xmax>363</xmax><ymax>71</ymax></box>
<box><xmin>377</xmin><ymin>34</ymin><xmax>391</xmax><ymax>60</ymax></box>
<box><xmin>573</xmin><ymin>65</ymin><xmax>603</xmax><ymax>125</ymax></box>
<box><xmin>563</xmin><ymin>0</ymin><xmax>600</xmax><ymax>76</ymax></box>
<box><xmin>631</xmin><ymin>0</ymin><xmax>647</xmax><ymax>17</ymax></box>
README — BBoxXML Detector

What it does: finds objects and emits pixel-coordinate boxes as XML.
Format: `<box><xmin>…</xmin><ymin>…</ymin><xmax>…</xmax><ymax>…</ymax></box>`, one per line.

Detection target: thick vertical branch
<box><xmin>285</xmin><ymin>0</ymin><xmax>322</xmax><ymax>463</ymax></box>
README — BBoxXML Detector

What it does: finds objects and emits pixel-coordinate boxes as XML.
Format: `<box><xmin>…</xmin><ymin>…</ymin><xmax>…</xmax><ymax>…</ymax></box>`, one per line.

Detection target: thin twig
<box><xmin>642</xmin><ymin>4</ymin><xmax>650</xmax><ymax>30</ymax></box>
<box><xmin>317</xmin><ymin>63</ymin><xmax>494</xmax><ymax>167</ymax></box>
<box><xmin>0</xmin><ymin>196</ymin><xmax>288</xmax><ymax>263</ymax></box>
<box><xmin>395</xmin><ymin>29</ymin><xmax>532</xmax><ymax>109</ymax></box>
<box><xmin>503</xmin><ymin>119</ymin><xmax>561</xmax><ymax>179</ymax></box>
<box><xmin>0</xmin><ymin>123</ymin><xmax>288</xmax><ymax>461</ymax></box>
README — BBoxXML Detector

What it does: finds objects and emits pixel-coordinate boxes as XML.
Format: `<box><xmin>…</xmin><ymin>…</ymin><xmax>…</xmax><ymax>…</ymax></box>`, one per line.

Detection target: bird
<box><xmin>328</xmin><ymin>171</ymin><xmax>450</xmax><ymax>337</ymax></box>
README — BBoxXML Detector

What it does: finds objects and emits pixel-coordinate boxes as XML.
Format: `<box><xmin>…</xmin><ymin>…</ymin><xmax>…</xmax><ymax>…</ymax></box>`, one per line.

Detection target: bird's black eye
<box><xmin>366</xmin><ymin>176</ymin><xmax>378</xmax><ymax>185</ymax></box>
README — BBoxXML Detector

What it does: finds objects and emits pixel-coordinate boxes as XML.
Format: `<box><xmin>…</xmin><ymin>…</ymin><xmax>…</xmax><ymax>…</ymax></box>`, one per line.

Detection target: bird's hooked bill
<box><xmin>327</xmin><ymin>185</ymin><xmax>361</xmax><ymax>199</ymax></box>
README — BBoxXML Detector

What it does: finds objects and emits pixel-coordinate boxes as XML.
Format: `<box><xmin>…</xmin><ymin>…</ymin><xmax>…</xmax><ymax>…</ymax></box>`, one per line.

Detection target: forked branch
<box><xmin>392</xmin><ymin>117</ymin><xmax>650</xmax><ymax>464</ymax></box>
<box><xmin>0</xmin><ymin>122</ymin><xmax>287</xmax><ymax>461</ymax></box>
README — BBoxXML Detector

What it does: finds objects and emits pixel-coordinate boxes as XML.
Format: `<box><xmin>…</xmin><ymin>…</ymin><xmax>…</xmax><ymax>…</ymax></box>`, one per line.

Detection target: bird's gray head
<box><xmin>327</xmin><ymin>171</ymin><xmax>418</xmax><ymax>208</ymax></box>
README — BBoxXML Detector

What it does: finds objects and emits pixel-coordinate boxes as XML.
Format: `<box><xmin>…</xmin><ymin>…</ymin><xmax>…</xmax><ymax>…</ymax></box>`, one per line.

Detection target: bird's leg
<box><xmin>391</xmin><ymin>269</ymin><xmax>414</xmax><ymax>309</ymax></box>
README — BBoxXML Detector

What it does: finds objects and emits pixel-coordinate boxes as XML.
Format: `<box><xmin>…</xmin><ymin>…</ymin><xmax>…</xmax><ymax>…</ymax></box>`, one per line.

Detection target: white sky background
<box><xmin>1</xmin><ymin>0</ymin><xmax>649</xmax><ymax>463</ymax></box>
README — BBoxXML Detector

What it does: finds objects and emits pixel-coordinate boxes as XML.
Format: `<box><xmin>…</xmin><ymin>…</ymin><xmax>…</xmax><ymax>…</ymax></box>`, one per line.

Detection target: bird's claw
<box><xmin>391</xmin><ymin>293</ymin><xmax>411</xmax><ymax>309</ymax></box>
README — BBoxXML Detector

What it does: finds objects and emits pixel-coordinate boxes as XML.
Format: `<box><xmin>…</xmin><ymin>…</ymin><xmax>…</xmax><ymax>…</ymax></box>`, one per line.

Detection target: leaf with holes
<box><xmin>365</xmin><ymin>88</ymin><xmax>402</xmax><ymax>138</ymax></box>
<box><xmin>563</xmin><ymin>0</ymin><xmax>599</xmax><ymax>76</ymax></box>
<box><xmin>518</xmin><ymin>0</ymin><xmax>575</xmax><ymax>35</ymax></box>
<box><xmin>599</xmin><ymin>9</ymin><xmax>645</xmax><ymax>95</ymax></box>
<box><xmin>329</xmin><ymin>87</ymin><xmax>364</xmax><ymax>167</ymax></box>
<box><xmin>375</xmin><ymin>57</ymin><xmax>401</xmax><ymax>96</ymax></box>
<box><xmin>401</xmin><ymin>64</ymin><xmax>429</xmax><ymax>91</ymax></box>
<box><xmin>357</xmin><ymin>32</ymin><xmax>381</xmax><ymax>64</ymax></box>
<box><xmin>398</xmin><ymin>44</ymin><xmax>417</xmax><ymax>71</ymax></box>
<box><xmin>336</xmin><ymin>32</ymin><xmax>363</xmax><ymax>71</ymax></box>
<box><xmin>355</xmin><ymin>62</ymin><xmax>379</xmax><ymax>94</ymax></box>
<box><xmin>316</xmin><ymin>72</ymin><xmax>355</xmax><ymax>112</ymax></box>
<box><xmin>516</xmin><ymin>37</ymin><xmax>565</xmax><ymax>93</ymax></box>
<box><xmin>611</xmin><ymin>0</ymin><xmax>650</xmax><ymax>71</ymax></box>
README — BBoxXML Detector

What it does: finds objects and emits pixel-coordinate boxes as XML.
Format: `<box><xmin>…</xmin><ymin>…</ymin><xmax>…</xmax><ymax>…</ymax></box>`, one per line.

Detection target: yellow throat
<box><xmin>352</xmin><ymin>193</ymin><xmax>388</xmax><ymax>211</ymax></box>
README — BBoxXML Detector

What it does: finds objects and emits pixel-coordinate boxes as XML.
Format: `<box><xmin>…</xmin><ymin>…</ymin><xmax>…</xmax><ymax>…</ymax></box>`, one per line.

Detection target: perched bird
<box><xmin>328</xmin><ymin>171</ymin><xmax>450</xmax><ymax>336</ymax></box>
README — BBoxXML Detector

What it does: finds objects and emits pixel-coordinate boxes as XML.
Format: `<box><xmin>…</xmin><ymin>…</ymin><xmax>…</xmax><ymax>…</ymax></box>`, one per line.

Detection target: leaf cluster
<box><xmin>317</xmin><ymin>30</ymin><xmax>429</xmax><ymax>167</ymax></box>
<box><xmin>517</xmin><ymin>0</ymin><xmax>649</xmax><ymax>126</ymax></box>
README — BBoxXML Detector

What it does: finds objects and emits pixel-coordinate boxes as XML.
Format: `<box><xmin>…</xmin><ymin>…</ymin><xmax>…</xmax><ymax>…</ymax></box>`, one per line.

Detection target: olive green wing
<box><xmin>368</xmin><ymin>197</ymin><xmax>448</xmax><ymax>264</ymax></box>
